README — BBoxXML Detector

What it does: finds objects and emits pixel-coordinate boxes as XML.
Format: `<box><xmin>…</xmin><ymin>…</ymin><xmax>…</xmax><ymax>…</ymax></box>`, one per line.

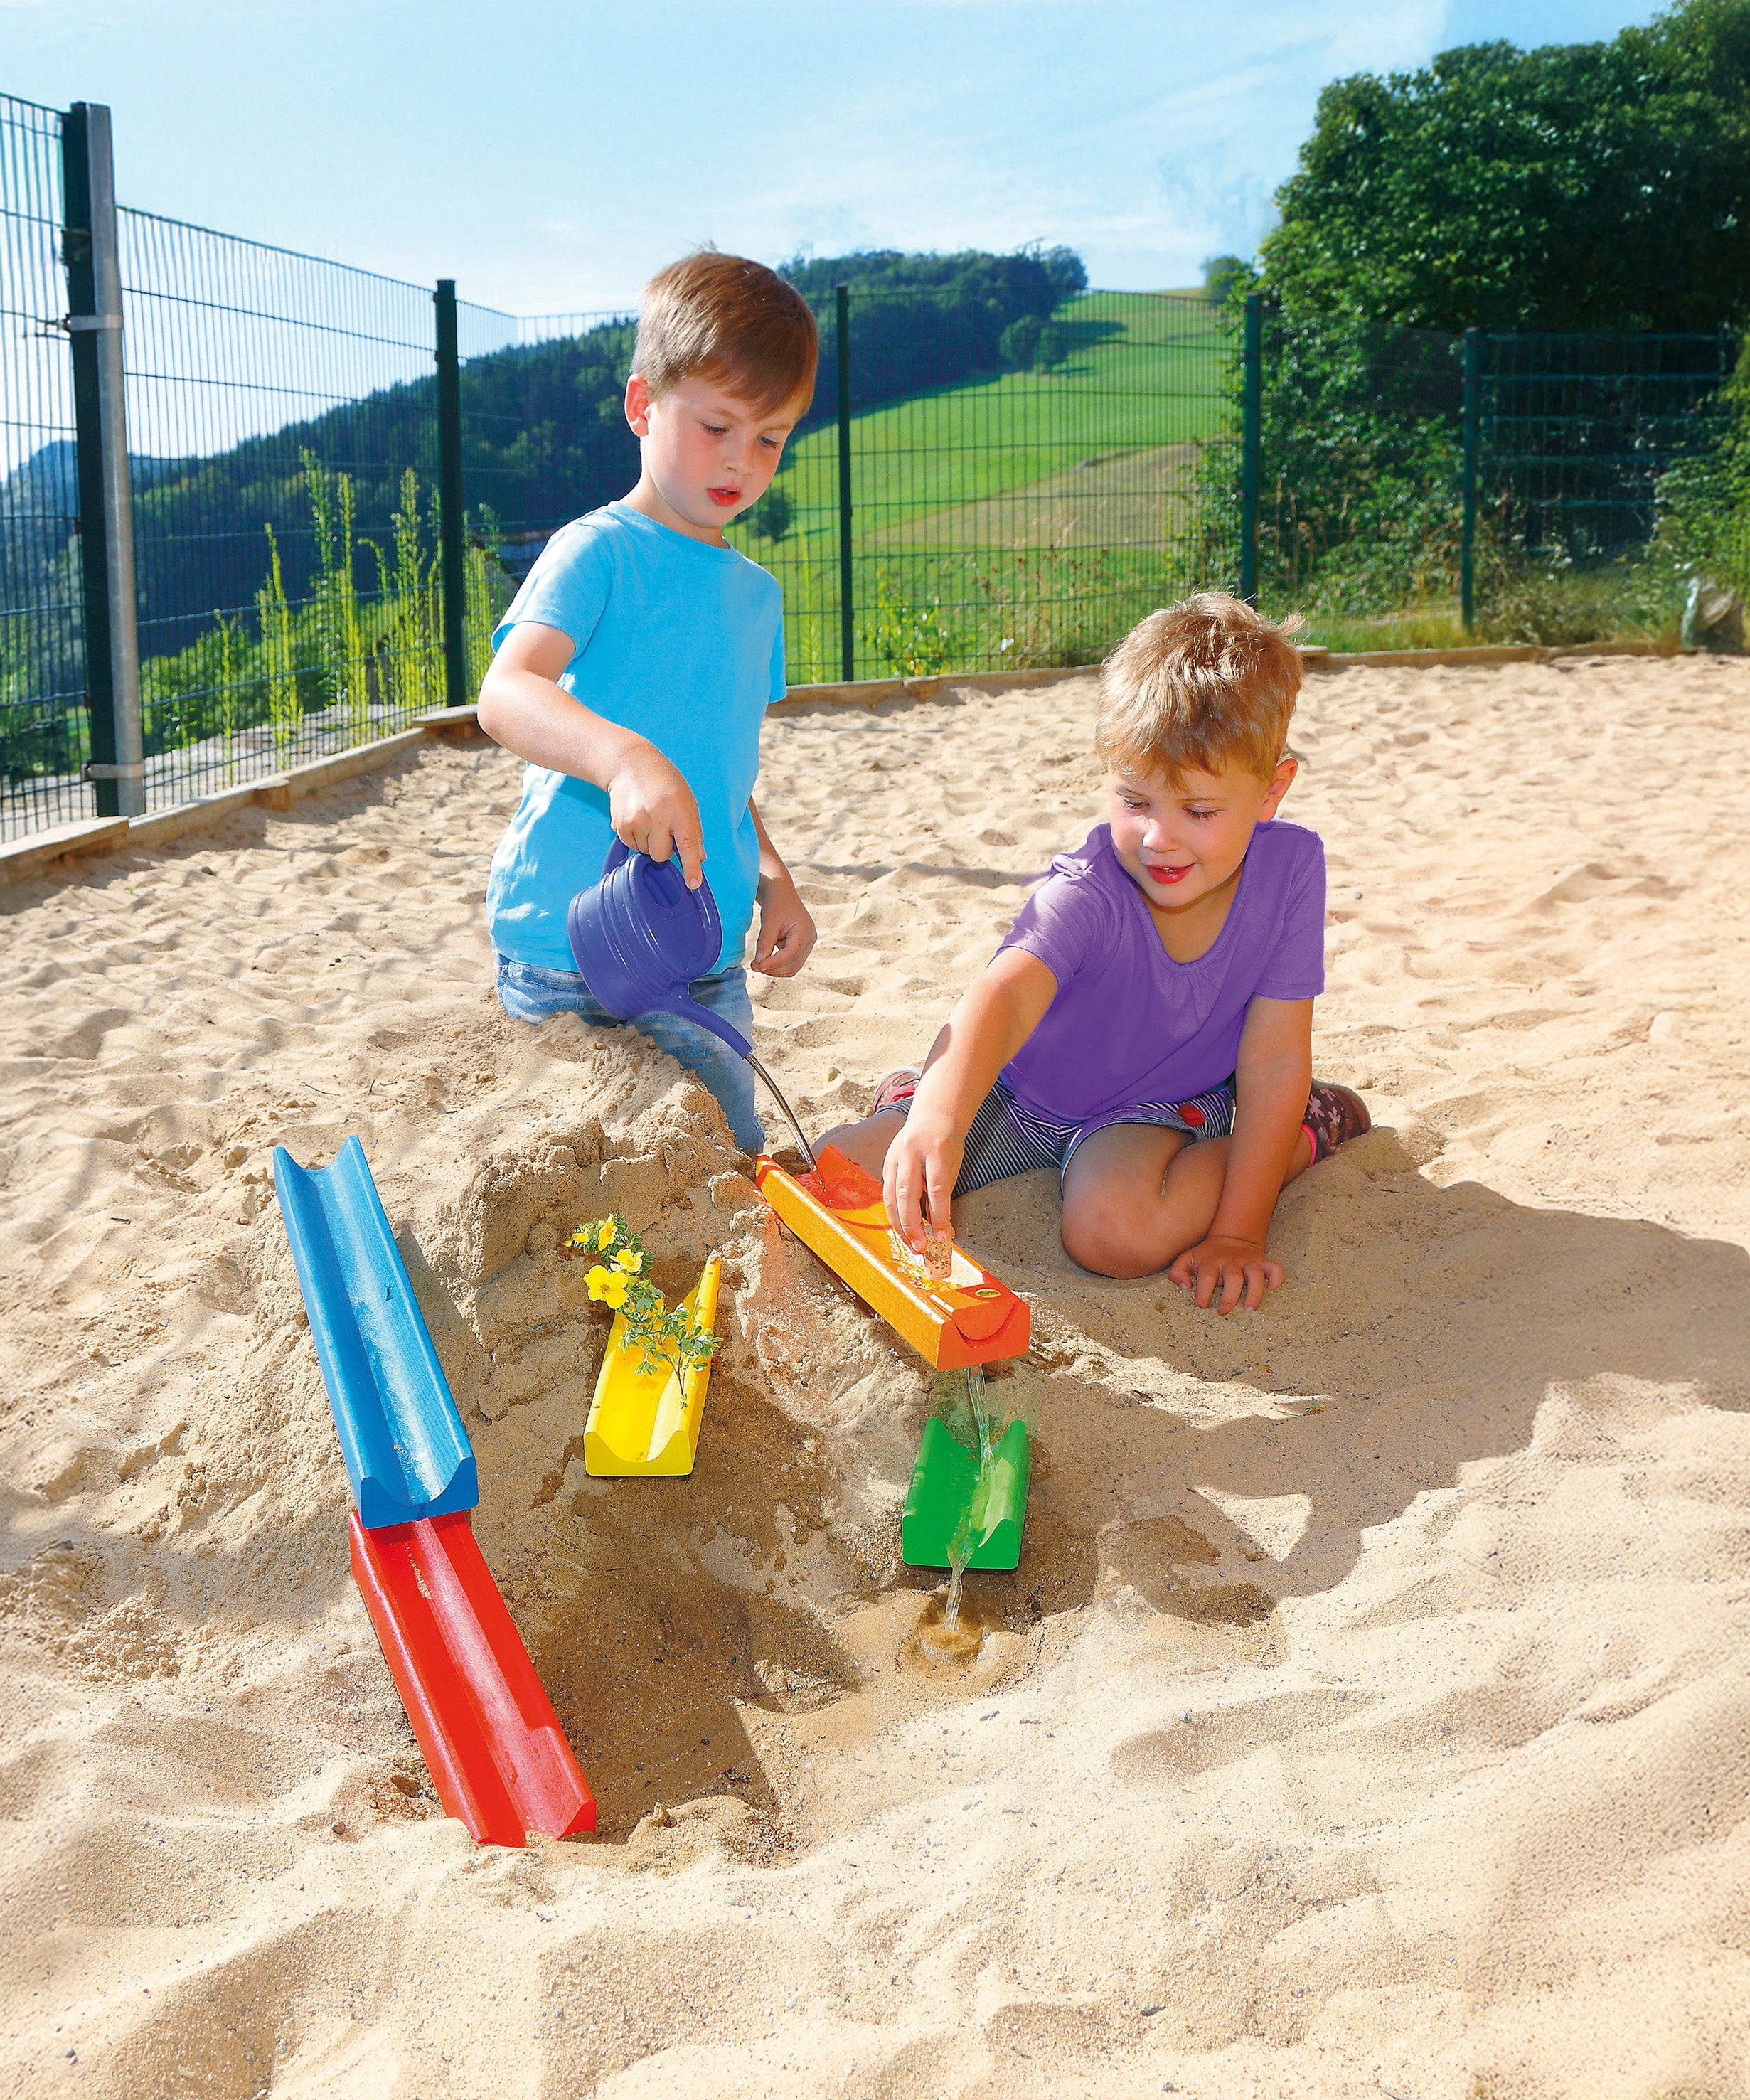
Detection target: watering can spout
<box><xmin>652</xmin><ymin>988</ymin><xmax>753</xmax><ymax>1061</ymax></box>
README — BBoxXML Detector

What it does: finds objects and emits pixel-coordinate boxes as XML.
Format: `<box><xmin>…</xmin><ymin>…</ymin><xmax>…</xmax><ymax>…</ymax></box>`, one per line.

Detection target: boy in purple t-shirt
<box><xmin>821</xmin><ymin>592</ymin><xmax>1370</xmax><ymax>1314</ymax></box>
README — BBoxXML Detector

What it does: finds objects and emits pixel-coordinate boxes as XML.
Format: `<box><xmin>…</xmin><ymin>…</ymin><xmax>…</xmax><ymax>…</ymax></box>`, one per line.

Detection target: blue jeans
<box><xmin>494</xmin><ymin>955</ymin><xmax>762</xmax><ymax>1152</ymax></box>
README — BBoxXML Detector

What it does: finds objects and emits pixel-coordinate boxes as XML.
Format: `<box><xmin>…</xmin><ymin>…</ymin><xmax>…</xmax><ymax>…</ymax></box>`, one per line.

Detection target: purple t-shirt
<box><xmin>998</xmin><ymin>819</ymin><xmax>1326</xmax><ymax>1123</ymax></box>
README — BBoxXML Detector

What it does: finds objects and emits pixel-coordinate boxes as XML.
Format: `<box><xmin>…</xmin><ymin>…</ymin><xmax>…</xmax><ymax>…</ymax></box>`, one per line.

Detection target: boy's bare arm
<box><xmin>886</xmin><ymin>949</ymin><xmax>1058</xmax><ymax>1249</ymax></box>
<box><xmin>747</xmin><ymin>799</ymin><xmax>816</xmax><ymax>978</ymax></box>
<box><xmin>1169</xmin><ymin>995</ymin><xmax>1313</xmax><ymax>1314</ymax></box>
<box><xmin>476</xmin><ymin>622</ymin><xmax>708</xmax><ymax>888</ymax></box>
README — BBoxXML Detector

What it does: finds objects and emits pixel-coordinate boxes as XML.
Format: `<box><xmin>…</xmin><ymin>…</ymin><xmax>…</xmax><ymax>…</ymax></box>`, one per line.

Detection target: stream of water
<box><xmin>942</xmin><ymin>1520</ymin><xmax>973</xmax><ymax>1632</ymax></box>
<box><xmin>941</xmin><ymin>1366</ymin><xmax>993</xmax><ymax>1633</ymax></box>
<box><xmin>747</xmin><ymin>1052</ymin><xmax>817</xmax><ymax>1170</ymax></box>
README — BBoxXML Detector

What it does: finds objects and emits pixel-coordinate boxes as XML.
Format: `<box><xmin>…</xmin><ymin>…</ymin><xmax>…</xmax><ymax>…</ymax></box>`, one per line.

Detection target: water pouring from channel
<box><xmin>941</xmin><ymin>1367</ymin><xmax>994</xmax><ymax>1633</ymax></box>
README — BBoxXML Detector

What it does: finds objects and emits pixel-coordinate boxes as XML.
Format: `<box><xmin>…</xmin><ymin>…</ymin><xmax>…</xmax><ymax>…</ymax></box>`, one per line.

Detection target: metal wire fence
<box><xmin>0</xmin><ymin>93</ymin><xmax>85</xmax><ymax>834</ymax></box>
<box><xmin>117</xmin><ymin>215</ymin><xmax>521</xmax><ymax>817</ymax></box>
<box><xmin>1478</xmin><ymin>329</ymin><xmax>1734</xmax><ymax>562</ymax></box>
<box><xmin>1231</xmin><ymin>307</ymin><xmax>1734</xmax><ymax>646</ymax></box>
<box><xmin>0</xmin><ymin>94</ymin><xmax>534</xmax><ymax>841</ymax></box>
<box><xmin>457</xmin><ymin>307</ymin><xmax>638</xmax><ymax>589</ymax></box>
<box><xmin>454</xmin><ymin>289</ymin><xmax>1233</xmax><ymax>686</ymax></box>
<box><xmin>3</xmin><ymin>88</ymin><xmax>1746</xmax><ymax>841</ymax></box>
<box><xmin>749</xmin><ymin>288</ymin><xmax>1229</xmax><ymax>683</ymax></box>
<box><xmin>1249</xmin><ymin>312</ymin><xmax>1468</xmax><ymax>621</ymax></box>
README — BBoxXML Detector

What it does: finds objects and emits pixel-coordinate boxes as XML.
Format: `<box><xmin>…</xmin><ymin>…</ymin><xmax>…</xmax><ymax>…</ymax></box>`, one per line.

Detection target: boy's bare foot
<box><xmin>1303</xmin><ymin>1080</ymin><xmax>1370</xmax><ymax>1163</ymax></box>
<box><xmin>869</xmin><ymin>1068</ymin><xmax>921</xmax><ymax>1114</ymax></box>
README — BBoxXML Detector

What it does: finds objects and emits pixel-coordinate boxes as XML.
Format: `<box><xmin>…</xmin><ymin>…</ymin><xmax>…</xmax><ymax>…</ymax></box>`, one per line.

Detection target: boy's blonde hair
<box><xmin>634</xmin><ymin>249</ymin><xmax>819</xmax><ymax>417</ymax></box>
<box><xmin>1097</xmin><ymin>593</ymin><xmax>1304</xmax><ymax>786</ymax></box>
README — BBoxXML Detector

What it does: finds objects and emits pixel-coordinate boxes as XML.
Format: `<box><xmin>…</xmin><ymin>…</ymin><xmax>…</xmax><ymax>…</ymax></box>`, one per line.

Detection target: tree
<box><xmin>747</xmin><ymin>484</ymin><xmax>791</xmax><ymax>543</ymax></box>
<box><xmin>999</xmin><ymin>314</ymin><xmax>1042</xmax><ymax>370</ymax></box>
<box><xmin>781</xmin><ymin>245</ymin><xmax>1085</xmax><ymax>306</ymax></box>
<box><xmin>1202</xmin><ymin>255</ymin><xmax>1255</xmax><ymax>311</ymax></box>
<box><xmin>779</xmin><ymin>246</ymin><xmax>1088</xmax><ymax>423</ymax></box>
<box><xmin>1261</xmin><ymin>0</ymin><xmax>1750</xmax><ymax>330</ymax></box>
<box><xmin>1035</xmin><ymin>322</ymin><xmax>1070</xmax><ymax>373</ymax></box>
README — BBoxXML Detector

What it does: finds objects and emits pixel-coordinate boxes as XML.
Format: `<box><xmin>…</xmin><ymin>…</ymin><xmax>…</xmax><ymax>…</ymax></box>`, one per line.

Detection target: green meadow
<box><xmin>726</xmin><ymin>291</ymin><xmax>1237</xmax><ymax>681</ymax></box>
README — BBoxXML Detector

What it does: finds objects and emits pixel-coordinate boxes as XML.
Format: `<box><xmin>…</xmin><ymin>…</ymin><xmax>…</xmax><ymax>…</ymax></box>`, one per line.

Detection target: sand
<box><xmin>2</xmin><ymin>654</ymin><xmax>1749</xmax><ymax>2099</ymax></box>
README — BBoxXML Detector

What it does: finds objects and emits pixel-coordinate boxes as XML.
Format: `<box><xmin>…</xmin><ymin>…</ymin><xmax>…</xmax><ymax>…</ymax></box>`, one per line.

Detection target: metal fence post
<box><xmin>1461</xmin><ymin>326</ymin><xmax>1480</xmax><ymax>631</ymax></box>
<box><xmin>434</xmin><ymin>279</ymin><xmax>466</xmax><ymax>708</ymax></box>
<box><xmin>60</xmin><ymin>102</ymin><xmax>144</xmax><ymax>818</ymax></box>
<box><xmin>1239</xmin><ymin>292</ymin><xmax>1261</xmax><ymax>604</ymax></box>
<box><xmin>836</xmin><ymin>283</ymin><xmax>853</xmax><ymax>682</ymax></box>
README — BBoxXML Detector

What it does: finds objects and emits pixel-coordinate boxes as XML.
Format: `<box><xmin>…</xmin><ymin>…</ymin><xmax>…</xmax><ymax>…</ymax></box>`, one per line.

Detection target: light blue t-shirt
<box><xmin>485</xmin><ymin>501</ymin><xmax>785</xmax><ymax>974</ymax></box>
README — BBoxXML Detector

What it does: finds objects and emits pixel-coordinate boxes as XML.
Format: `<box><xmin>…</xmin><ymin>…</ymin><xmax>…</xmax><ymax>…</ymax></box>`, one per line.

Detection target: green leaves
<box><xmin>863</xmin><ymin>566</ymin><xmax>959</xmax><ymax>678</ymax></box>
<box><xmin>564</xmin><ymin>1215</ymin><xmax>720</xmax><ymax>1387</ymax></box>
<box><xmin>1261</xmin><ymin>4</ymin><xmax>1750</xmax><ymax>332</ymax></box>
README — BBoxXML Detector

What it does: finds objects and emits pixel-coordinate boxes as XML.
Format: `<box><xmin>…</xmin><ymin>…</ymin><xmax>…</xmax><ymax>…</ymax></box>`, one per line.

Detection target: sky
<box><xmin>7</xmin><ymin>0</ymin><xmax>1666</xmax><ymax>321</ymax></box>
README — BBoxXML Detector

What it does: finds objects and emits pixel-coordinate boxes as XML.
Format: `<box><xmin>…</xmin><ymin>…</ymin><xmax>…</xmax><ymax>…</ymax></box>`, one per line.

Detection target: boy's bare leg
<box><xmin>818</xmin><ymin>1107</ymin><xmax>906</xmax><ymax>1182</ymax></box>
<box><xmin>1060</xmin><ymin>1124</ymin><xmax>1309</xmax><ymax>1280</ymax></box>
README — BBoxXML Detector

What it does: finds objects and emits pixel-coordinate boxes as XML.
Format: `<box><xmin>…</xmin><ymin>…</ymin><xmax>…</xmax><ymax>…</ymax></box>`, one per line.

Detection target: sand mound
<box><xmin>4</xmin><ymin>663</ymin><xmax>1750</xmax><ymax>2097</ymax></box>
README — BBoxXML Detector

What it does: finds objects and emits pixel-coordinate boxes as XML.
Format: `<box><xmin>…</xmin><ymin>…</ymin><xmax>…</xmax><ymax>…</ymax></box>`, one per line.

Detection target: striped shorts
<box><xmin>895</xmin><ymin>1075</ymin><xmax>1239</xmax><ymax>1197</ymax></box>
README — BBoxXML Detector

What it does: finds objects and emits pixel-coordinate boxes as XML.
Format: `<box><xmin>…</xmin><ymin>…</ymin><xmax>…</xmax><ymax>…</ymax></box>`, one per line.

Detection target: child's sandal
<box><xmin>870</xmin><ymin>1068</ymin><xmax>921</xmax><ymax>1115</ymax></box>
<box><xmin>1302</xmin><ymin>1080</ymin><xmax>1370</xmax><ymax>1164</ymax></box>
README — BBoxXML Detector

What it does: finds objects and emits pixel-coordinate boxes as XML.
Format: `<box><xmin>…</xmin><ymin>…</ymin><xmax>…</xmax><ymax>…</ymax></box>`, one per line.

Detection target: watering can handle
<box><xmin>602</xmin><ymin>833</ymin><xmax>724</xmax><ymax>945</ymax></box>
<box><xmin>602</xmin><ymin>833</ymin><xmax>706</xmax><ymax>900</ymax></box>
<box><xmin>597</xmin><ymin>836</ymin><xmax>756</xmax><ymax>1060</ymax></box>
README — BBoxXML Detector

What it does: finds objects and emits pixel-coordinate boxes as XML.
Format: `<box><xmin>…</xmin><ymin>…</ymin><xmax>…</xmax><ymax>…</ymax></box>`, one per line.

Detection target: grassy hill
<box><xmin>750</xmin><ymin>291</ymin><xmax>1226</xmax><ymax>536</ymax></box>
<box><xmin>726</xmin><ymin>290</ymin><xmax>1234</xmax><ymax>679</ymax></box>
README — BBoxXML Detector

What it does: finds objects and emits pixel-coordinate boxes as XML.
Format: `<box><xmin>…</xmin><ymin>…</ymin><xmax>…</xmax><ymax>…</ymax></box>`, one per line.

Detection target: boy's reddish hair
<box><xmin>1097</xmin><ymin>592</ymin><xmax>1305</xmax><ymax>784</ymax></box>
<box><xmin>634</xmin><ymin>249</ymin><xmax>818</xmax><ymax>417</ymax></box>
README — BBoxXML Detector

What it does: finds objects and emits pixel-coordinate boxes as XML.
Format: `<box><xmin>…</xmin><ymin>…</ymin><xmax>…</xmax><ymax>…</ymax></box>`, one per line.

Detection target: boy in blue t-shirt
<box><xmin>477</xmin><ymin>250</ymin><xmax>820</xmax><ymax>1149</ymax></box>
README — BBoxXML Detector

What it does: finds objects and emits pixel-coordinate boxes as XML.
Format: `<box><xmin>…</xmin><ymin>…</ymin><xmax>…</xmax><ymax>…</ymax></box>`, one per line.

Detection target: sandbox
<box><xmin>3</xmin><ymin>658</ymin><xmax>1749</xmax><ymax>2096</ymax></box>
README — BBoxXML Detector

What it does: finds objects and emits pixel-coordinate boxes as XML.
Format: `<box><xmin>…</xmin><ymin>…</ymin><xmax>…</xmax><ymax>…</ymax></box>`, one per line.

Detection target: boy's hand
<box><xmin>605</xmin><ymin>745</ymin><xmax>706</xmax><ymax>888</ymax></box>
<box><xmin>752</xmin><ymin>870</ymin><xmax>816</xmax><ymax>977</ymax></box>
<box><xmin>1168</xmin><ymin>1235</ymin><xmax>1282</xmax><ymax>1316</ymax></box>
<box><xmin>884</xmin><ymin>1107</ymin><xmax>963</xmax><ymax>1255</ymax></box>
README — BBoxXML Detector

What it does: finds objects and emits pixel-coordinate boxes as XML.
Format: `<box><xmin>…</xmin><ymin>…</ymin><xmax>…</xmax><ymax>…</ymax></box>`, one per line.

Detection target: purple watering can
<box><xmin>567</xmin><ymin>838</ymin><xmax>816</xmax><ymax>1166</ymax></box>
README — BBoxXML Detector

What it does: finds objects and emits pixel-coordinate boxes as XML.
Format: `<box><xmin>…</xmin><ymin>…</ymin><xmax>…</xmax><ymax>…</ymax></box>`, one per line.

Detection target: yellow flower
<box><xmin>613</xmin><ymin>1247</ymin><xmax>643</xmax><ymax>1274</ymax></box>
<box><xmin>585</xmin><ymin>1264</ymin><xmax>629</xmax><ymax>1310</ymax></box>
<box><xmin>595</xmin><ymin>1219</ymin><xmax>615</xmax><ymax>1251</ymax></box>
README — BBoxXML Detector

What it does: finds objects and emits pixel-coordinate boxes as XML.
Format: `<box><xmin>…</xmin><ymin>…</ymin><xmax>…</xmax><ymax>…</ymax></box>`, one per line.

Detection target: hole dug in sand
<box><xmin>525</xmin><ymin>1387</ymin><xmax>863</xmax><ymax>1840</ymax></box>
<box><xmin>907</xmin><ymin>1590</ymin><xmax>992</xmax><ymax>1668</ymax></box>
<box><xmin>341</xmin><ymin>1016</ymin><xmax>1071</xmax><ymax>1850</ymax></box>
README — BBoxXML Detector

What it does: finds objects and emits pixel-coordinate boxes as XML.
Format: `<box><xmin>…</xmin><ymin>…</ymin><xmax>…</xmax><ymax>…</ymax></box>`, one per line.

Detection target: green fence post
<box><xmin>1461</xmin><ymin>327</ymin><xmax>1480</xmax><ymax>631</ymax></box>
<box><xmin>836</xmin><ymin>283</ymin><xmax>853</xmax><ymax>682</ymax></box>
<box><xmin>61</xmin><ymin>102</ymin><xmax>144</xmax><ymax>818</ymax></box>
<box><xmin>434</xmin><ymin>279</ymin><xmax>466</xmax><ymax>708</ymax></box>
<box><xmin>1239</xmin><ymin>292</ymin><xmax>1261</xmax><ymax>604</ymax></box>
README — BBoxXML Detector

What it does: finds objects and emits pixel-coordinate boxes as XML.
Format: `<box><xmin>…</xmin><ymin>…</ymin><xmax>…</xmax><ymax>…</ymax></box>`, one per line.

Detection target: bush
<box><xmin>1202</xmin><ymin>255</ymin><xmax>1255</xmax><ymax>309</ymax></box>
<box><xmin>1000</xmin><ymin>315</ymin><xmax>1042</xmax><ymax>371</ymax></box>
<box><xmin>1261</xmin><ymin>11</ymin><xmax>1750</xmax><ymax>332</ymax></box>
<box><xmin>1170</xmin><ymin>307</ymin><xmax>1467</xmax><ymax>617</ymax></box>
<box><xmin>863</xmin><ymin>567</ymin><xmax>959</xmax><ymax>677</ymax></box>
<box><xmin>747</xmin><ymin>486</ymin><xmax>791</xmax><ymax>543</ymax></box>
